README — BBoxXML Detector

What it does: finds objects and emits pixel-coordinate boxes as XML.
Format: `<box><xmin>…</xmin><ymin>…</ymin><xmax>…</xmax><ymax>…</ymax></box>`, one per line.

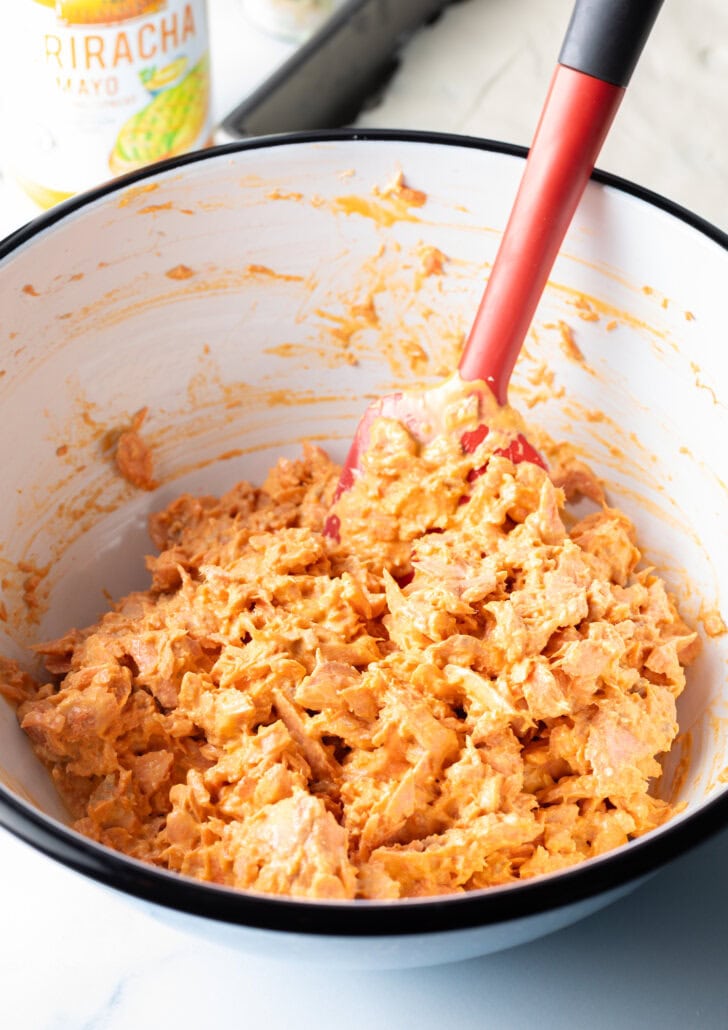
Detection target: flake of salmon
<box><xmin>262</xmin><ymin>443</ymin><xmax>339</xmax><ymax>513</ymax></box>
<box><xmin>480</xmin><ymin>460</ymin><xmax>565</xmax><ymax>543</ymax></box>
<box><xmin>609</xmin><ymin>791</ymin><xmax>673</xmax><ymax>834</ymax></box>
<box><xmin>602</xmin><ymin>583</ymin><xmax>650</xmax><ymax>627</ymax></box>
<box><xmin>644</xmin><ymin>635</ymin><xmax>697</xmax><ymax>692</ymax></box>
<box><xmin>32</xmin><ymin>628</ymin><xmax>90</xmax><ymax>676</ymax></box>
<box><xmin>509</xmin><ymin>544</ymin><xmax>592</xmax><ymax>652</ymax></box>
<box><xmin>177</xmin><ymin>672</ymin><xmax>256</xmax><ymax>745</ymax></box>
<box><xmin>217</xmin><ymin>528</ymin><xmax>327</xmax><ymax>581</ymax></box>
<box><xmin>339</xmin><ymin>684</ymin><xmax>381</xmax><ymax>728</ymax></box>
<box><xmin>585</xmin><ymin>683</ymin><xmax>677</xmax><ymax>793</ymax></box>
<box><xmin>335</xmin><ymin>572</ymin><xmax>375</xmax><ymax>620</ymax></box>
<box><xmin>425</xmin><ymin>633</ymin><xmax>494</xmax><ymax>671</ymax></box>
<box><xmin>20</xmin><ymin>666</ymin><xmax>131</xmax><ymax>766</ymax></box>
<box><xmin>361</xmin><ymin>418</ymin><xmax>420</xmax><ymax>477</ymax></box>
<box><xmin>523</xmin><ymin>477</ymin><xmax>567</xmax><ymax>545</ymax></box>
<box><xmin>112</xmin><ymin>589</ymin><xmax>169</xmax><ymax>623</ymax></box>
<box><xmin>547</xmin><ymin>444</ymin><xmax>606</xmax><ymax>505</ymax></box>
<box><xmin>123</xmin><ymin>625</ymin><xmax>206</xmax><ymax>709</ymax></box>
<box><xmin>551</xmin><ymin>623</ymin><xmax>626</xmax><ymax>704</ymax></box>
<box><xmin>444</xmin><ymin>664</ymin><xmax>518</xmax><ymax>738</ymax></box>
<box><xmin>211</xmin><ymin>642</ymin><xmax>308</xmax><ymax>723</ymax></box>
<box><xmin>530</xmin><ymin>802</ymin><xmax>583</xmax><ymax>861</ymax></box>
<box><xmin>536</xmin><ymin>796</ymin><xmax>629</xmax><ymax>861</ymax></box>
<box><xmin>391</xmin><ymin>693</ymin><xmax>459</xmax><ymax>770</ymax></box>
<box><xmin>546</xmin><ymin>711</ymin><xmax>594</xmax><ymax>777</ymax></box>
<box><xmin>317</xmin><ymin>636</ymin><xmax>383</xmax><ymax>665</ymax></box>
<box><xmin>454</xmin><ymin>463</ymin><xmax>518</xmax><ymax>531</ymax></box>
<box><xmin>226</xmin><ymin>788</ymin><xmax>357</xmax><ymax>899</ymax></box>
<box><xmin>83</xmin><ymin>768</ymin><xmax>147</xmax><ymax>834</ymax></box>
<box><xmin>115</xmin><ymin>415</ymin><xmax>156</xmax><ymax>491</ymax></box>
<box><xmin>356</xmin><ymin>765</ymin><xmax>419</xmax><ymax>858</ymax></box>
<box><xmin>164</xmin><ymin>815</ymin><xmax>231</xmax><ymax>883</ymax></box>
<box><xmin>430</xmin><ymin>738</ymin><xmax>518</xmax><ymax>824</ymax></box>
<box><xmin>204</xmin><ymin>506</ymin><xmax>289</xmax><ymax>554</ymax></box>
<box><xmin>521</xmin><ymin>738</ymin><xmax>571</xmax><ymax>794</ymax></box>
<box><xmin>411</xmin><ymin>552</ymin><xmax>499</xmax><ymax>605</ymax></box>
<box><xmin>144</xmin><ymin>548</ymin><xmax>189</xmax><ymax>592</ymax></box>
<box><xmin>204</xmin><ymin>721</ymin><xmax>309</xmax><ymax>817</ymax></box>
<box><xmin>465</xmin><ymin>850</ymin><xmax>522</xmax><ymax>888</ymax></box>
<box><xmin>310</xmin><ymin>577</ymin><xmax>379</xmax><ymax>642</ymax></box>
<box><xmin>514</xmin><ymin>658</ymin><xmax>572</xmax><ymax>718</ymax></box>
<box><xmin>342</xmin><ymin>686</ymin><xmax>458</xmax><ymax>837</ymax></box>
<box><xmin>537</xmin><ymin>772</ymin><xmax>601</xmax><ymax>806</ymax></box>
<box><xmin>250</xmin><ymin>763</ymin><xmax>302</xmax><ymax>810</ymax></box>
<box><xmin>357</xmin><ymin>861</ymin><xmax>402</xmax><ymax>899</ymax></box>
<box><xmin>571</xmin><ymin>509</ymin><xmax>640</xmax><ymax>586</ymax></box>
<box><xmin>147</xmin><ymin>490</ymin><xmax>243</xmax><ymax>552</ymax></box>
<box><xmin>294</xmin><ymin>659</ymin><xmax>361</xmax><ymax>710</ymax></box>
<box><xmin>579</xmin><ymin>805</ymin><xmax>637</xmax><ymax>855</ymax></box>
<box><xmin>0</xmin><ymin>656</ymin><xmax>44</xmax><ymax>704</ymax></box>
<box><xmin>364</xmin><ymin>811</ymin><xmax>542</xmax><ymax>897</ymax></box>
<box><xmin>130</xmin><ymin>749</ymin><xmax>174</xmax><ymax>799</ymax></box>
<box><xmin>517</xmin><ymin>844</ymin><xmax>584</xmax><ymax>878</ymax></box>
<box><xmin>383</xmin><ymin>571</ymin><xmax>476</xmax><ymax>648</ymax></box>
<box><xmin>162</xmin><ymin>787</ymin><xmax>224</xmax><ymax>873</ymax></box>
<box><xmin>272</xmin><ymin>685</ymin><xmax>340</xmax><ymax>784</ymax></box>
<box><xmin>484</xmin><ymin>601</ymin><xmax>530</xmax><ymax>666</ymax></box>
<box><xmin>293</xmin><ymin>662</ymin><xmax>379</xmax><ymax>749</ymax></box>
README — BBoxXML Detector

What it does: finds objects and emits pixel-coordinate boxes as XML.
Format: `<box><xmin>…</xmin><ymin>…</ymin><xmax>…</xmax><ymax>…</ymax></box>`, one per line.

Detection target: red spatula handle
<box><xmin>458</xmin><ymin>0</ymin><xmax>664</xmax><ymax>404</ymax></box>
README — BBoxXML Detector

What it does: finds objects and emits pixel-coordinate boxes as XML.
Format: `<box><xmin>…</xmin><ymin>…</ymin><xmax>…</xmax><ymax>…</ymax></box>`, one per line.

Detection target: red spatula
<box><xmin>325</xmin><ymin>0</ymin><xmax>664</xmax><ymax>541</ymax></box>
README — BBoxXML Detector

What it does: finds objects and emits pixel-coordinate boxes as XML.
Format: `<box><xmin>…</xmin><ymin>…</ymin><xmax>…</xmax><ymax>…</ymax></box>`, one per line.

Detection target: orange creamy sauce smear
<box><xmin>0</xmin><ymin>383</ymin><xmax>701</xmax><ymax>900</ymax></box>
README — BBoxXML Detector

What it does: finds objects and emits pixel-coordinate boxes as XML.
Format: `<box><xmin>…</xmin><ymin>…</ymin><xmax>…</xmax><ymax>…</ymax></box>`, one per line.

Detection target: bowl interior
<box><xmin>1</xmin><ymin>135</ymin><xmax>727</xmax><ymax>843</ymax></box>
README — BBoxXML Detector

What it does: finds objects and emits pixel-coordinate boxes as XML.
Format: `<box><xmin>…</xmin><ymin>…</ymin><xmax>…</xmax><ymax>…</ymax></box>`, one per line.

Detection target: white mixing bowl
<box><xmin>1</xmin><ymin>132</ymin><xmax>727</xmax><ymax>968</ymax></box>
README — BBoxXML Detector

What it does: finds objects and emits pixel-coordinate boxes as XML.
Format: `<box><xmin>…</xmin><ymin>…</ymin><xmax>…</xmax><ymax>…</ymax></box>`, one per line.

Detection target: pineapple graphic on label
<box><xmin>110</xmin><ymin>53</ymin><xmax>210</xmax><ymax>174</ymax></box>
<box><xmin>140</xmin><ymin>55</ymin><xmax>189</xmax><ymax>93</ymax></box>
<box><xmin>2</xmin><ymin>1</ymin><xmax>210</xmax><ymax>209</ymax></box>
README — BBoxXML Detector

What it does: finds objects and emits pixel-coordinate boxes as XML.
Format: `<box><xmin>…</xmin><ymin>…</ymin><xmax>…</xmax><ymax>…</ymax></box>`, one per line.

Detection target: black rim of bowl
<box><xmin>1</xmin><ymin>128</ymin><xmax>727</xmax><ymax>938</ymax></box>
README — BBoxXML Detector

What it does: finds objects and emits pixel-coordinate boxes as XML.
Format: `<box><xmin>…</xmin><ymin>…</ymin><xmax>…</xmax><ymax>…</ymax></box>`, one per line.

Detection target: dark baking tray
<box><xmin>221</xmin><ymin>0</ymin><xmax>451</xmax><ymax>138</ymax></box>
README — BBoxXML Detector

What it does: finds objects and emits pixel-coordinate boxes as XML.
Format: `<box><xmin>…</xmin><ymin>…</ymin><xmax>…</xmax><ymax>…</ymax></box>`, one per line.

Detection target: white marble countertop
<box><xmin>2</xmin><ymin>820</ymin><xmax>728</xmax><ymax>1029</ymax></box>
<box><xmin>2</xmin><ymin>2</ymin><xmax>728</xmax><ymax>1027</ymax></box>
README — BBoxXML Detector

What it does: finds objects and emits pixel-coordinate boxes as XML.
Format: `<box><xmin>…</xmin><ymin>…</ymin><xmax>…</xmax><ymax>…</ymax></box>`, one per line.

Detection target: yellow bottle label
<box><xmin>3</xmin><ymin>0</ymin><xmax>210</xmax><ymax>207</ymax></box>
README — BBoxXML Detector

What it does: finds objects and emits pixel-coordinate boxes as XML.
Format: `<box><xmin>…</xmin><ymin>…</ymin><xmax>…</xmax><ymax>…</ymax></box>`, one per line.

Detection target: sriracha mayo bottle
<box><xmin>1</xmin><ymin>0</ymin><xmax>211</xmax><ymax>209</ymax></box>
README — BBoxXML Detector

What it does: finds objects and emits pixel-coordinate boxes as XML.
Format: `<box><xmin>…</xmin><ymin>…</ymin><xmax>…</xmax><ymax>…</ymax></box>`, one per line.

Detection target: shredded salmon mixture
<box><xmin>0</xmin><ymin>403</ymin><xmax>699</xmax><ymax>899</ymax></box>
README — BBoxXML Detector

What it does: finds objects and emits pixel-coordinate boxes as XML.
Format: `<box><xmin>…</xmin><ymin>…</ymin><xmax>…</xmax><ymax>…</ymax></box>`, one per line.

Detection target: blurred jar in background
<box><xmin>241</xmin><ymin>0</ymin><xmax>345</xmax><ymax>42</ymax></box>
<box><xmin>1</xmin><ymin>0</ymin><xmax>211</xmax><ymax>210</ymax></box>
